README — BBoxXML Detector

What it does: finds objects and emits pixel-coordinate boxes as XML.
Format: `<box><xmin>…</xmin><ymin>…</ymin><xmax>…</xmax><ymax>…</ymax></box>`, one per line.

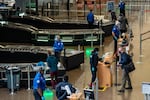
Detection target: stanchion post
<box><xmin>10</xmin><ymin>68</ymin><xmax>14</xmax><ymax>95</ymax></box>
<box><xmin>91</xmin><ymin>32</ymin><xmax>93</xmax><ymax>48</ymax></box>
<box><xmin>95</xmin><ymin>77</ymin><xmax>98</xmax><ymax>100</ymax></box>
<box><xmin>137</xmin><ymin>7</ymin><xmax>144</xmax><ymax>64</ymax></box>
<box><xmin>100</xmin><ymin>30</ymin><xmax>103</xmax><ymax>47</ymax></box>
<box><xmin>114</xmin><ymin>60</ymin><xmax>118</xmax><ymax>86</ymax></box>
<box><xmin>144</xmin><ymin>94</ymin><xmax>149</xmax><ymax>100</ymax></box>
<box><xmin>140</xmin><ymin>34</ymin><xmax>142</xmax><ymax>57</ymax></box>
<box><xmin>27</xmin><ymin>65</ymin><xmax>31</xmax><ymax>90</ymax></box>
<box><xmin>99</xmin><ymin>20</ymin><xmax>103</xmax><ymax>47</ymax></box>
<box><xmin>115</xmin><ymin>57</ymin><xmax>121</xmax><ymax>86</ymax></box>
<box><xmin>78</xmin><ymin>44</ymin><xmax>81</xmax><ymax>51</ymax></box>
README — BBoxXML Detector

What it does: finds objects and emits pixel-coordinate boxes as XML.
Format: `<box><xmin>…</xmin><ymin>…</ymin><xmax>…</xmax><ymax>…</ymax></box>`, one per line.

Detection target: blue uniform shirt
<box><xmin>112</xmin><ymin>25</ymin><xmax>120</xmax><ymax>39</ymax></box>
<box><xmin>87</xmin><ymin>12</ymin><xmax>94</xmax><ymax>24</ymax></box>
<box><xmin>33</xmin><ymin>72</ymin><xmax>46</xmax><ymax>91</ymax></box>
<box><xmin>119</xmin><ymin>1</ymin><xmax>125</xmax><ymax>10</ymax></box>
<box><xmin>53</xmin><ymin>40</ymin><xmax>64</xmax><ymax>52</ymax></box>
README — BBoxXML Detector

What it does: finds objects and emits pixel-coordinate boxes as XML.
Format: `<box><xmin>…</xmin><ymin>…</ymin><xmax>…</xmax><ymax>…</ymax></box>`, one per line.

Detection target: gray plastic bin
<box><xmin>6</xmin><ymin>68</ymin><xmax>21</xmax><ymax>90</ymax></box>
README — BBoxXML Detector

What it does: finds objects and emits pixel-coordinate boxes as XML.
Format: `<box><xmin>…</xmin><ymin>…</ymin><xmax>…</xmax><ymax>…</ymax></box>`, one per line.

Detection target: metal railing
<box><xmin>140</xmin><ymin>30</ymin><xmax>150</xmax><ymax>56</ymax></box>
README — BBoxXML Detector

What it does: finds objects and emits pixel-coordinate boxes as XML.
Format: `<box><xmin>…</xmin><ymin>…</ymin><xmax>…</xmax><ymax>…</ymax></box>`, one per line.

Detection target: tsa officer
<box><xmin>33</xmin><ymin>67</ymin><xmax>46</xmax><ymax>100</ymax></box>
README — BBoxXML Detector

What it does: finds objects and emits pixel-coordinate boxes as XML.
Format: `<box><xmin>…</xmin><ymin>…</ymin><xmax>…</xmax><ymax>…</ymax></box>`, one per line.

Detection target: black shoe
<box><xmin>118</xmin><ymin>90</ymin><xmax>125</xmax><ymax>92</ymax></box>
<box><xmin>125</xmin><ymin>87</ymin><xmax>132</xmax><ymax>89</ymax></box>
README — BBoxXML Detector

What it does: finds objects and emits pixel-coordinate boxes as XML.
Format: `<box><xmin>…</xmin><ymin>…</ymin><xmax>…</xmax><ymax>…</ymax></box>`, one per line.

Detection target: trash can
<box><xmin>6</xmin><ymin>67</ymin><xmax>21</xmax><ymax>90</ymax></box>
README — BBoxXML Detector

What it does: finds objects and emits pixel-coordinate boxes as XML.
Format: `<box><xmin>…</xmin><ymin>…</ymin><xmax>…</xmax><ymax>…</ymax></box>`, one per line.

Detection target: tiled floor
<box><xmin>0</xmin><ymin>12</ymin><xmax>150</xmax><ymax>100</ymax></box>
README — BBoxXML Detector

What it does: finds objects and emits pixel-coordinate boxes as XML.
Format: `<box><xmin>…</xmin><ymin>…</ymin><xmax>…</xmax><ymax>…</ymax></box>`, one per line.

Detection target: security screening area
<box><xmin>0</xmin><ymin>0</ymin><xmax>150</xmax><ymax>100</ymax></box>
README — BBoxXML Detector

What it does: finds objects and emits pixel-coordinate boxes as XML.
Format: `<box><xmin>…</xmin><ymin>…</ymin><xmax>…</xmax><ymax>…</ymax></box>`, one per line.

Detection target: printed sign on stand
<box><xmin>142</xmin><ymin>82</ymin><xmax>150</xmax><ymax>94</ymax></box>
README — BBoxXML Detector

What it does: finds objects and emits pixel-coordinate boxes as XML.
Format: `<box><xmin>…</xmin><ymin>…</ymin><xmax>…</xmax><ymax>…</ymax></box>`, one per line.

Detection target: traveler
<box><xmin>118</xmin><ymin>13</ymin><xmax>129</xmax><ymax>34</ymax></box>
<box><xmin>118</xmin><ymin>48</ymin><xmax>133</xmax><ymax>93</ymax></box>
<box><xmin>46</xmin><ymin>50</ymin><xmax>58</xmax><ymax>89</ymax></box>
<box><xmin>55</xmin><ymin>75</ymin><xmax>76</xmax><ymax>100</ymax></box>
<box><xmin>111</xmin><ymin>11</ymin><xmax>117</xmax><ymax>22</ymax></box>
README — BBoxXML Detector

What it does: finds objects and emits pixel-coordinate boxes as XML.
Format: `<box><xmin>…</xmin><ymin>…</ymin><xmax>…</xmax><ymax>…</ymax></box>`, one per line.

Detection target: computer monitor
<box><xmin>84</xmin><ymin>88</ymin><xmax>95</xmax><ymax>100</ymax></box>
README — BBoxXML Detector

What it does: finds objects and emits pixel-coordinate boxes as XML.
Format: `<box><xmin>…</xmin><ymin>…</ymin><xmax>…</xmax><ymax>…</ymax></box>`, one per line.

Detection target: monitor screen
<box><xmin>84</xmin><ymin>88</ymin><xmax>95</xmax><ymax>100</ymax></box>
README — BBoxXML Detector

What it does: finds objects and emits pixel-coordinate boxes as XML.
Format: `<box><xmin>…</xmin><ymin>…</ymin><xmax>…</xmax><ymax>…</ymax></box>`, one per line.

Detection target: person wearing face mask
<box><xmin>118</xmin><ymin>48</ymin><xmax>132</xmax><ymax>93</ymax></box>
<box><xmin>89</xmin><ymin>48</ymin><xmax>99</xmax><ymax>89</ymax></box>
<box><xmin>55</xmin><ymin>75</ymin><xmax>76</xmax><ymax>100</ymax></box>
<box><xmin>87</xmin><ymin>10</ymin><xmax>95</xmax><ymax>29</ymax></box>
<box><xmin>118</xmin><ymin>13</ymin><xmax>129</xmax><ymax>34</ymax></box>
<box><xmin>33</xmin><ymin>67</ymin><xmax>46</xmax><ymax>100</ymax></box>
<box><xmin>112</xmin><ymin>20</ymin><xmax>121</xmax><ymax>56</ymax></box>
<box><xmin>53</xmin><ymin>35</ymin><xmax>64</xmax><ymax>63</ymax></box>
<box><xmin>118</xmin><ymin>0</ymin><xmax>126</xmax><ymax>16</ymax></box>
<box><xmin>46</xmin><ymin>50</ymin><xmax>58</xmax><ymax>89</ymax></box>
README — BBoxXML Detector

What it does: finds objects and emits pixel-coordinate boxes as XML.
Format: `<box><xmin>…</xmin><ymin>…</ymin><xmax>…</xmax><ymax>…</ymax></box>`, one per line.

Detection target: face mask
<box><xmin>117</xmin><ymin>24</ymin><xmax>120</xmax><ymax>30</ymax></box>
<box><xmin>96</xmin><ymin>51</ymin><xmax>98</xmax><ymax>54</ymax></box>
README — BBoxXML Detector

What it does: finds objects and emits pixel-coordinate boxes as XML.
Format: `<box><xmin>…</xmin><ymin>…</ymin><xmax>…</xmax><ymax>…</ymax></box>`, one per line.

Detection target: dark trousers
<box><xmin>33</xmin><ymin>89</ymin><xmax>42</xmax><ymax>100</ymax></box>
<box><xmin>88</xmin><ymin>22</ymin><xmax>94</xmax><ymax>29</ymax></box>
<box><xmin>50</xmin><ymin>71</ymin><xmax>58</xmax><ymax>88</ymax></box>
<box><xmin>91</xmin><ymin>71</ymin><xmax>96</xmax><ymax>83</ymax></box>
<box><xmin>120</xmin><ymin>9</ymin><xmax>125</xmax><ymax>16</ymax></box>
<box><xmin>55</xmin><ymin>51</ymin><xmax>61</xmax><ymax>62</ymax></box>
<box><xmin>114</xmin><ymin>40</ymin><xmax>118</xmax><ymax>55</ymax></box>
<box><xmin>120</xmin><ymin>29</ymin><xmax>127</xmax><ymax>34</ymax></box>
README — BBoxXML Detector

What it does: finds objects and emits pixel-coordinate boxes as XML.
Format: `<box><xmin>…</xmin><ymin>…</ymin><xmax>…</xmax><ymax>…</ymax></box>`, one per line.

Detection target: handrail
<box><xmin>142</xmin><ymin>37</ymin><xmax>150</xmax><ymax>42</ymax></box>
<box><xmin>141</xmin><ymin>30</ymin><xmax>150</xmax><ymax>36</ymax></box>
<box><xmin>140</xmin><ymin>30</ymin><xmax>150</xmax><ymax>56</ymax></box>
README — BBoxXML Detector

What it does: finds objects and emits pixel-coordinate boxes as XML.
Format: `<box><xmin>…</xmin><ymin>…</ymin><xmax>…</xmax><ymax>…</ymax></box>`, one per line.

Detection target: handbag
<box><xmin>124</xmin><ymin>61</ymin><xmax>135</xmax><ymax>73</ymax></box>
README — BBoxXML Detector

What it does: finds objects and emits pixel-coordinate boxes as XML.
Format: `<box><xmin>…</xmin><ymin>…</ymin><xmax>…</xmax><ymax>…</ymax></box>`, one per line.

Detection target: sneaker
<box><xmin>125</xmin><ymin>87</ymin><xmax>132</xmax><ymax>89</ymax></box>
<box><xmin>118</xmin><ymin>90</ymin><xmax>125</xmax><ymax>92</ymax></box>
<box><xmin>88</xmin><ymin>84</ymin><xmax>92</xmax><ymax>89</ymax></box>
<box><xmin>57</xmin><ymin>62</ymin><xmax>61</xmax><ymax>68</ymax></box>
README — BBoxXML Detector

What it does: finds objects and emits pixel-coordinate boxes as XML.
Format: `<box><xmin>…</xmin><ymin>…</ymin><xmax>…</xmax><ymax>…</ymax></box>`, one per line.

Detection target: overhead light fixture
<box><xmin>37</xmin><ymin>39</ymin><xmax>49</xmax><ymax>42</ymax></box>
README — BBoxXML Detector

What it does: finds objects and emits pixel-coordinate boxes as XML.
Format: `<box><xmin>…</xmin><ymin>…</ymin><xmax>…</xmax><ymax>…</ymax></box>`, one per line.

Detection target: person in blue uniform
<box><xmin>87</xmin><ymin>10</ymin><xmax>94</xmax><ymax>29</ymax></box>
<box><xmin>33</xmin><ymin>67</ymin><xmax>46</xmax><ymax>100</ymax></box>
<box><xmin>53</xmin><ymin>35</ymin><xmax>64</xmax><ymax>62</ymax></box>
<box><xmin>55</xmin><ymin>75</ymin><xmax>76</xmax><ymax>100</ymax></box>
<box><xmin>89</xmin><ymin>48</ymin><xmax>99</xmax><ymax>88</ymax></box>
<box><xmin>112</xmin><ymin>20</ymin><xmax>121</xmax><ymax>56</ymax></box>
<box><xmin>46</xmin><ymin>50</ymin><xmax>58</xmax><ymax>89</ymax></box>
<box><xmin>118</xmin><ymin>0</ymin><xmax>126</xmax><ymax>16</ymax></box>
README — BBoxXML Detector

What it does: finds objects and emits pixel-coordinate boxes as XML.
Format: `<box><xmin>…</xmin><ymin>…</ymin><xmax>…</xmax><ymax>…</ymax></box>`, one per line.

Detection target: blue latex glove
<box><xmin>114</xmin><ymin>36</ymin><xmax>118</xmax><ymax>40</ymax></box>
<box><xmin>92</xmin><ymin>67</ymin><xmax>95</xmax><ymax>71</ymax></box>
<box><xmin>41</xmin><ymin>96</ymin><xmax>45</xmax><ymax>100</ymax></box>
